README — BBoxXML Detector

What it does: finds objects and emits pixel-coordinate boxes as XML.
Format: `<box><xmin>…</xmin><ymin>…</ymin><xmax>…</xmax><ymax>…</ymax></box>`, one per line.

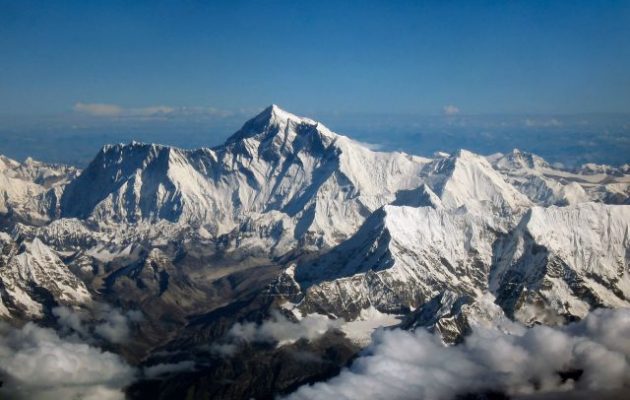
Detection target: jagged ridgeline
<box><xmin>1</xmin><ymin>105</ymin><xmax>629</xmax><ymax>399</ymax></box>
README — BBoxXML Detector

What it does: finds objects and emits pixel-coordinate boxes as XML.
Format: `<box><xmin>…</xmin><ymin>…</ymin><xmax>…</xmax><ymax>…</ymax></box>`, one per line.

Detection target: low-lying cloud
<box><xmin>143</xmin><ymin>361</ymin><xmax>196</xmax><ymax>379</ymax></box>
<box><xmin>53</xmin><ymin>303</ymin><xmax>143</xmax><ymax>344</ymax></box>
<box><xmin>211</xmin><ymin>311</ymin><xmax>342</xmax><ymax>355</ymax></box>
<box><xmin>287</xmin><ymin>308</ymin><xmax>630</xmax><ymax>400</ymax></box>
<box><xmin>229</xmin><ymin>311</ymin><xmax>342</xmax><ymax>345</ymax></box>
<box><xmin>0</xmin><ymin>322</ymin><xmax>136</xmax><ymax>400</ymax></box>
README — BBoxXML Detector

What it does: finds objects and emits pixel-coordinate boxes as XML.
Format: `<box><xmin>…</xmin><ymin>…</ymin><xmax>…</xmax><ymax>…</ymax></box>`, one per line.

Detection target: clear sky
<box><xmin>2</xmin><ymin>0</ymin><xmax>629</xmax><ymax>116</ymax></box>
<box><xmin>0</xmin><ymin>1</ymin><xmax>629</xmax><ymax>166</ymax></box>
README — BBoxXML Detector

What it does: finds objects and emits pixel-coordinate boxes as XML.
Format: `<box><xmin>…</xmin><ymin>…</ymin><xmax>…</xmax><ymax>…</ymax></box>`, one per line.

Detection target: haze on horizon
<box><xmin>1</xmin><ymin>0</ymin><xmax>629</xmax><ymax>166</ymax></box>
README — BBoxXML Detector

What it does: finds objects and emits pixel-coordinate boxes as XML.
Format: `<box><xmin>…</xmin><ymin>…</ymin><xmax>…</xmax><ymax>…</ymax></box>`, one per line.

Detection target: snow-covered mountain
<box><xmin>0</xmin><ymin>233</ymin><xmax>90</xmax><ymax>318</ymax></box>
<box><xmin>289</xmin><ymin>205</ymin><xmax>496</xmax><ymax>320</ymax></box>
<box><xmin>1</xmin><ymin>106</ymin><xmax>630</xmax><ymax>396</ymax></box>
<box><xmin>0</xmin><ymin>106</ymin><xmax>630</xmax><ymax>398</ymax></box>
<box><xmin>420</xmin><ymin>149</ymin><xmax>532</xmax><ymax>218</ymax></box>
<box><xmin>279</xmin><ymin>200</ymin><xmax>630</xmax><ymax>326</ymax></box>
<box><xmin>490</xmin><ymin>149</ymin><xmax>630</xmax><ymax>206</ymax></box>
<box><xmin>0</xmin><ymin>155</ymin><xmax>78</xmax><ymax>225</ymax></box>
<box><xmin>59</xmin><ymin>105</ymin><xmax>428</xmax><ymax>251</ymax></box>
<box><xmin>491</xmin><ymin>203</ymin><xmax>630</xmax><ymax>324</ymax></box>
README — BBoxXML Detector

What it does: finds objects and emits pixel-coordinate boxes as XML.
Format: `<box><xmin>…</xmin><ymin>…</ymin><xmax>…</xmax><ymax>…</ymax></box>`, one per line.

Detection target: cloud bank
<box><xmin>287</xmin><ymin>308</ymin><xmax>630</xmax><ymax>400</ymax></box>
<box><xmin>0</xmin><ymin>322</ymin><xmax>136</xmax><ymax>400</ymax></box>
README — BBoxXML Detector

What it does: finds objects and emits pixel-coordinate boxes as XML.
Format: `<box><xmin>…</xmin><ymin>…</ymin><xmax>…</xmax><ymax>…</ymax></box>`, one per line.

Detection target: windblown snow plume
<box><xmin>0</xmin><ymin>322</ymin><xmax>136</xmax><ymax>400</ymax></box>
<box><xmin>287</xmin><ymin>308</ymin><xmax>630</xmax><ymax>400</ymax></box>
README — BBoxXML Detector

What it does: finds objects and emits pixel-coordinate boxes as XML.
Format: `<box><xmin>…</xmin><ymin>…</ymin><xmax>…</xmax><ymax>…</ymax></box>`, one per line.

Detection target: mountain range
<box><xmin>1</xmin><ymin>105</ymin><xmax>629</xmax><ymax>399</ymax></box>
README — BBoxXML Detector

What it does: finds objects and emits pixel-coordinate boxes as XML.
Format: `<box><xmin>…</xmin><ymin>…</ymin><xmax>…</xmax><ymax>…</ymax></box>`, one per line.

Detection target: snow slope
<box><xmin>0</xmin><ymin>155</ymin><xmax>78</xmax><ymax>223</ymax></box>
<box><xmin>491</xmin><ymin>149</ymin><xmax>630</xmax><ymax>206</ymax></box>
<box><xmin>0</xmin><ymin>236</ymin><xmax>91</xmax><ymax>318</ymax></box>
<box><xmin>491</xmin><ymin>203</ymin><xmax>630</xmax><ymax>324</ymax></box>
<box><xmin>292</xmin><ymin>205</ymin><xmax>498</xmax><ymax>319</ymax></box>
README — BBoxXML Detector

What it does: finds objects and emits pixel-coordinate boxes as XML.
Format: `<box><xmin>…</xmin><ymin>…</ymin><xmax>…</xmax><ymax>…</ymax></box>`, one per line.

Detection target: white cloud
<box><xmin>0</xmin><ymin>322</ymin><xmax>136</xmax><ymax>400</ymax></box>
<box><xmin>228</xmin><ymin>311</ymin><xmax>342</xmax><ymax>346</ymax></box>
<box><xmin>73</xmin><ymin>102</ymin><xmax>233</xmax><ymax>119</ymax></box>
<box><xmin>74</xmin><ymin>102</ymin><xmax>123</xmax><ymax>117</ymax></box>
<box><xmin>211</xmin><ymin>311</ymin><xmax>342</xmax><ymax>355</ymax></box>
<box><xmin>93</xmin><ymin>306</ymin><xmax>143</xmax><ymax>344</ymax></box>
<box><xmin>143</xmin><ymin>361</ymin><xmax>196</xmax><ymax>379</ymax></box>
<box><xmin>524</xmin><ymin>118</ymin><xmax>563</xmax><ymax>127</ymax></box>
<box><xmin>53</xmin><ymin>303</ymin><xmax>143</xmax><ymax>344</ymax></box>
<box><xmin>443</xmin><ymin>105</ymin><xmax>460</xmax><ymax>116</ymax></box>
<box><xmin>286</xmin><ymin>308</ymin><xmax>630</xmax><ymax>400</ymax></box>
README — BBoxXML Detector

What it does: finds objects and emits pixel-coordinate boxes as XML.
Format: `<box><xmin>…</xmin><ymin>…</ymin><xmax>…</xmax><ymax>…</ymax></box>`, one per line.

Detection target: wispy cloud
<box><xmin>211</xmin><ymin>311</ymin><xmax>342</xmax><ymax>356</ymax></box>
<box><xmin>228</xmin><ymin>311</ymin><xmax>340</xmax><ymax>346</ymax></box>
<box><xmin>524</xmin><ymin>117</ymin><xmax>563</xmax><ymax>127</ymax></box>
<box><xmin>143</xmin><ymin>361</ymin><xmax>196</xmax><ymax>379</ymax></box>
<box><xmin>53</xmin><ymin>303</ymin><xmax>143</xmax><ymax>344</ymax></box>
<box><xmin>443</xmin><ymin>104</ymin><xmax>460</xmax><ymax>116</ymax></box>
<box><xmin>74</xmin><ymin>102</ymin><xmax>124</xmax><ymax>117</ymax></box>
<box><xmin>73</xmin><ymin>102</ymin><xmax>233</xmax><ymax>119</ymax></box>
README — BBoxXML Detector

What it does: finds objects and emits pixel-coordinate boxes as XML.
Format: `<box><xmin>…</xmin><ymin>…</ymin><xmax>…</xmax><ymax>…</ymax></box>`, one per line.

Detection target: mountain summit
<box><xmin>225</xmin><ymin>104</ymin><xmax>327</xmax><ymax>144</ymax></box>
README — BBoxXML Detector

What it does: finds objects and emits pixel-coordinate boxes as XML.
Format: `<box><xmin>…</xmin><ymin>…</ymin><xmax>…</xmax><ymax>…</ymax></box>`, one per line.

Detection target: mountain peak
<box><xmin>423</xmin><ymin>147</ymin><xmax>532</xmax><ymax>216</ymax></box>
<box><xmin>264</xmin><ymin>104</ymin><xmax>308</xmax><ymax>122</ymax></box>
<box><xmin>225</xmin><ymin>105</ymin><xmax>322</xmax><ymax>145</ymax></box>
<box><xmin>493</xmin><ymin>148</ymin><xmax>549</xmax><ymax>170</ymax></box>
<box><xmin>259</xmin><ymin>104</ymin><xmax>309</xmax><ymax>126</ymax></box>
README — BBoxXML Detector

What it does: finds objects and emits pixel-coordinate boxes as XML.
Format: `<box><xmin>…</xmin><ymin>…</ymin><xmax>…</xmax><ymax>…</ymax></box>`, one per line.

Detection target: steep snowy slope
<box><xmin>0</xmin><ymin>172</ymin><xmax>45</xmax><ymax>217</ymax></box>
<box><xmin>60</xmin><ymin>105</ymin><xmax>429</xmax><ymax>249</ymax></box>
<box><xmin>0</xmin><ymin>155</ymin><xmax>78</xmax><ymax>224</ymax></box>
<box><xmin>0</xmin><ymin>235</ymin><xmax>91</xmax><ymax>318</ymax></box>
<box><xmin>1</xmin><ymin>155</ymin><xmax>79</xmax><ymax>187</ymax></box>
<box><xmin>420</xmin><ymin>150</ymin><xmax>532</xmax><ymax>218</ymax></box>
<box><xmin>491</xmin><ymin>203</ymin><xmax>630</xmax><ymax>324</ymax></box>
<box><xmin>277</xmin><ymin>200</ymin><xmax>630</xmax><ymax>342</ymax></box>
<box><xmin>285</xmin><ymin>205</ymin><xmax>498</xmax><ymax>320</ymax></box>
<box><xmin>491</xmin><ymin>149</ymin><xmax>630</xmax><ymax>205</ymax></box>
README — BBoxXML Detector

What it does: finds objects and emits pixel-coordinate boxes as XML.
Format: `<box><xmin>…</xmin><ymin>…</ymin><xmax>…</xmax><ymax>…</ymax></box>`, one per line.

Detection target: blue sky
<box><xmin>2</xmin><ymin>0</ymin><xmax>629</xmax><ymax>115</ymax></box>
<box><xmin>0</xmin><ymin>1</ymin><xmax>629</xmax><ymax>165</ymax></box>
